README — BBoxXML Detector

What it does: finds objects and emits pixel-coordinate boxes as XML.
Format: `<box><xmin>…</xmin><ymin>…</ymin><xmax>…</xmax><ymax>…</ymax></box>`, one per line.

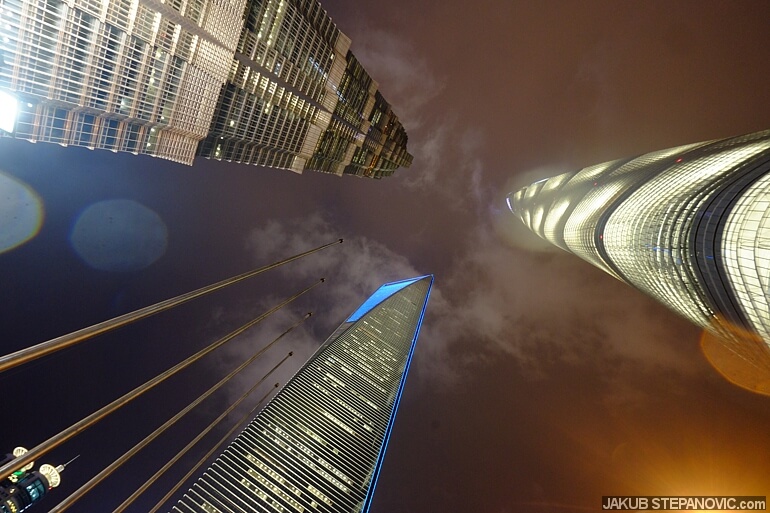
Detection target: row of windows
<box><xmin>12</xmin><ymin>104</ymin><xmax>197</xmax><ymax>163</ymax></box>
<box><xmin>604</xmin><ymin>141</ymin><xmax>770</xmax><ymax>329</ymax></box>
<box><xmin>199</xmin><ymin>0</ymin><xmax>243</xmax><ymax>49</ymax></box>
<box><xmin>239</xmin><ymin>0</ymin><xmax>336</xmax><ymax>103</ymax></box>
<box><xmin>245</xmin><ymin>438</ymin><xmax>352</xmax><ymax>511</ymax></box>
<box><xmin>722</xmin><ymin>157</ymin><xmax>770</xmax><ymax>348</ymax></box>
<box><xmin>0</xmin><ymin>0</ymin><xmax>230</xmax><ymax>125</ymax></box>
<box><xmin>305</xmin><ymin>118</ymin><xmax>359</xmax><ymax>173</ymax></box>
<box><xmin>266</xmin><ymin>420</ymin><xmax>355</xmax><ymax>486</ymax></box>
<box><xmin>173</xmin><ymin>279</ymin><xmax>431</xmax><ymax>513</ymax></box>
<box><xmin>179</xmin><ymin>0</ymin><xmax>409</xmax><ymax>175</ymax></box>
<box><xmin>512</xmin><ymin>130</ymin><xmax>770</xmax><ymax>359</ymax></box>
<box><xmin>236</xmin><ymin>427</ymin><xmax>359</xmax><ymax>511</ymax></box>
<box><xmin>333</xmin><ymin>53</ymin><xmax>373</xmax><ymax>128</ymax></box>
<box><xmin>0</xmin><ymin>0</ymin><xmax>412</xmax><ymax>173</ymax></box>
<box><xmin>0</xmin><ymin>0</ymin><xmax>243</xmax><ymax>165</ymax></box>
<box><xmin>292</xmin><ymin>0</ymin><xmax>339</xmax><ymax>46</ymax></box>
<box><xmin>64</xmin><ymin>0</ymin><xmax>211</xmax><ymax>38</ymax></box>
<box><xmin>208</xmin><ymin>75</ymin><xmax>314</xmax><ymax>147</ymax></box>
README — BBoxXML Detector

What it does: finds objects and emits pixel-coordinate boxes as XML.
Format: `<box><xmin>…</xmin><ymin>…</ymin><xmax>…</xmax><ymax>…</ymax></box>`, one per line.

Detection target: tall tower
<box><xmin>195</xmin><ymin>0</ymin><xmax>413</xmax><ymax>178</ymax></box>
<box><xmin>509</xmin><ymin>129</ymin><xmax>770</xmax><ymax>394</ymax></box>
<box><xmin>172</xmin><ymin>275</ymin><xmax>433</xmax><ymax>512</ymax></box>
<box><xmin>0</xmin><ymin>0</ymin><xmax>412</xmax><ymax>174</ymax></box>
<box><xmin>0</xmin><ymin>0</ymin><xmax>244</xmax><ymax>164</ymax></box>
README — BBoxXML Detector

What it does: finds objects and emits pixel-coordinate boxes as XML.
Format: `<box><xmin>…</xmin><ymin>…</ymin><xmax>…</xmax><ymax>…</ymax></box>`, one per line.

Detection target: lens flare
<box><xmin>69</xmin><ymin>199</ymin><xmax>168</xmax><ymax>272</ymax></box>
<box><xmin>0</xmin><ymin>171</ymin><xmax>44</xmax><ymax>254</ymax></box>
<box><xmin>699</xmin><ymin>320</ymin><xmax>770</xmax><ymax>396</ymax></box>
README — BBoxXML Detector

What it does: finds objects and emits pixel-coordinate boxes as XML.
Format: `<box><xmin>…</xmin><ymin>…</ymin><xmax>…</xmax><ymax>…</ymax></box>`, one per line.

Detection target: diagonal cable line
<box><xmin>144</xmin><ymin>378</ymin><xmax>287</xmax><ymax>513</ymax></box>
<box><xmin>0</xmin><ymin>239</ymin><xmax>341</xmax><ymax>374</ymax></box>
<box><xmin>0</xmin><ymin>278</ymin><xmax>324</xmax><ymax>481</ymax></box>
<box><xmin>48</xmin><ymin>313</ymin><xmax>310</xmax><ymax>512</ymax></box>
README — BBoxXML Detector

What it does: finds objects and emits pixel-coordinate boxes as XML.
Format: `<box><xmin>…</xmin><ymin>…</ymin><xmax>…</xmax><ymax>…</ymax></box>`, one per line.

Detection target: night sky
<box><xmin>3</xmin><ymin>1</ymin><xmax>770</xmax><ymax>512</ymax></box>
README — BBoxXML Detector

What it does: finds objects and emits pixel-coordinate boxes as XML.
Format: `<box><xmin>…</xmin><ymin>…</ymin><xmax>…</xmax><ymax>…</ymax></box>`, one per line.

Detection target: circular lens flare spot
<box><xmin>70</xmin><ymin>199</ymin><xmax>168</xmax><ymax>272</ymax></box>
<box><xmin>700</xmin><ymin>324</ymin><xmax>770</xmax><ymax>396</ymax></box>
<box><xmin>0</xmin><ymin>171</ymin><xmax>44</xmax><ymax>254</ymax></box>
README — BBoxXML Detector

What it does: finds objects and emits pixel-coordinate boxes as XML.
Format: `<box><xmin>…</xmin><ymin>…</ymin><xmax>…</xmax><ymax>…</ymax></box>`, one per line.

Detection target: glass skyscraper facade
<box><xmin>509</xmin><ymin>129</ymin><xmax>770</xmax><ymax>394</ymax></box>
<box><xmin>0</xmin><ymin>0</ymin><xmax>242</xmax><ymax>164</ymax></box>
<box><xmin>196</xmin><ymin>0</ymin><xmax>412</xmax><ymax>178</ymax></box>
<box><xmin>0</xmin><ymin>0</ymin><xmax>412</xmax><ymax>175</ymax></box>
<box><xmin>172</xmin><ymin>275</ymin><xmax>433</xmax><ymax>513</ymax></box>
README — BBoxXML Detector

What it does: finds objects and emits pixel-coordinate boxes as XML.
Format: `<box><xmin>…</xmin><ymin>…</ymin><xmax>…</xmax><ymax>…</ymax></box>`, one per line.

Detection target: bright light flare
<box><xmin>69</xmin><ymin>199</ymin><xmax>168</xmax><ymax>272</ymax></box>
<box><xmin>0</xmin><ymin>171</ymin><xmax>44</xmax><ymax>254</ymax></box>
<box><xmin>699</xmin><ymin>323</ymin><xmax>770</xmax><ymax>396</ymax></box>
<box><xmin>0</xmin><ymin>89</ymin><xmax>18</xmax><ymax>133</ymax></box>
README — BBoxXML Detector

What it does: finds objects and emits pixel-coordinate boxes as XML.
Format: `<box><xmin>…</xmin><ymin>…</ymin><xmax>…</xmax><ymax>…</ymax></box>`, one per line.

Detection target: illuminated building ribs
<box><xmin>173</xmin><ymin>275</ymin><xmax>433</xmax><ymax>513</ymax></box>
<box><xmin>509</xmin><ymin>129</ymin><xmax>770</xmax><ymax>393</ymax></box>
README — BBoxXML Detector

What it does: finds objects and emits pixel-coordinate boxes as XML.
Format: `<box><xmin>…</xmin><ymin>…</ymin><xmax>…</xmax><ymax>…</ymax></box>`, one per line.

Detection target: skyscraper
<box><xmin>509</xmin><ymin>129</ymin><xmax>770</xmax><ymax>394</ymax></box>
<box><xmin>0</xmin><ymin>0</ymin><xmax>412</xmax><ymax>175</ymax></box>
<box><xmin>0</xmin><ymin>0</ymin><xmax>243</xmax><ymax>164</ymax></box>
<box><xmin>172</xmin><ymin>275</ymin><xmax>433</xmax><ymax>512</ymax></box>
<box><xmin>195</xmin><ymin>0</ymin><xmax>412</xmax><ymax>178</ymax></box>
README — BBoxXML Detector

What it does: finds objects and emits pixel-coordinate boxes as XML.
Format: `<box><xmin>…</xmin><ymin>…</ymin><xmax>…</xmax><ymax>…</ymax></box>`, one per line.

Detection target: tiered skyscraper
<box><xmin>0</xmin><ymin>0</ymin><xmax>412</xmax><ymax>176</ymax></box>
<box><xmin>197</xmin><ymin>0</ymin><xmax>412</xmax><ymax>177</ymax></box>
<box><xmin>509</xmin><ymin>129</ymin><xmax>770</xmax><ymax>394</ymax></box>
<box><xmin>0</xmin><ymin>0</ymin><xmax>242</xmax><ymax>164</ymax></box>
<box><xmin>172</xmin><ymin>275</ymin><xmax>433</xmax><ymax>512</ymax></box>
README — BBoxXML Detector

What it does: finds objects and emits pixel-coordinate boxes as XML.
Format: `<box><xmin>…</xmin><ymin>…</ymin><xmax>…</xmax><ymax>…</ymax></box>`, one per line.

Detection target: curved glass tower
<box><xmin>508</xmin><ymin>129</ymin><xmax>770</xmax><ymax>394</ymax></box>
<box><xmin>172</xmin><ymin>275</ymin><xmax>433</xmax><ymax>513</ymax></box>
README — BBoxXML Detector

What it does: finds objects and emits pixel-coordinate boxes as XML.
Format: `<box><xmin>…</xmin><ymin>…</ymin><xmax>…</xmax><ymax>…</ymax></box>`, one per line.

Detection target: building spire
<box><xmin>56</xmin><ymin>454</ymin><xmax>80</xmax><ymax>473</ymax></box>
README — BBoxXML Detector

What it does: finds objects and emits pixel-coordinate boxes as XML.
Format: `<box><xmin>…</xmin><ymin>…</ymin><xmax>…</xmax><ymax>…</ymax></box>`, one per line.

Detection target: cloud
<box><xmin>245</xmin><ymin>214</ymin><xmax>422</xmax><ymax>327</ymax></box>
<box><xmin>243</xmin><ymin>214</ymin><xmax>461</xmax><ymax>382</ymax></box>
<box><xmin>199</xmin><ymin>215</ymin><xmax>431</xmax><ymax>407</ymax></box>
<box><xmin>349</xmin><ymin>29</ymin><xmax>445</xmax><ymax>133</ymax></box>
<box><xmin>225</xmin><ymin>31</ymin><xmax>705</xmax><ymax>405</ymax></box>
<box><xmin>213</xmin><ymin>306</ymin><xmax>320</xmax><ymax>410</ymax></box>
<box><xmin>406</xmin><ymin>115</ymin><xmax>493</xmax><ymax>216</ymax></box>
<box><xmin>238</xmin><ymin>211</ymin><xmax>702</xmax><ymax>404</ymax></box>
<box><xmin>400</xmin><ymin>113</ymin><xmax>493</xmax><ymax>214</ymax></box>
<box><xmin>434</xmin><ymin>223</ymin><xmax>705</xmax><ymax>407</ymax></box>
<box><xmin>347</xmin><ymin>29</ymin><xmax>490</xmax><ymax>211</ymax></box>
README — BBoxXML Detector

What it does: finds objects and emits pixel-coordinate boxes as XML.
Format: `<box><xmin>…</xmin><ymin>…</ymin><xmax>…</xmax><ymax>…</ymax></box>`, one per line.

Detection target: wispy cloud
<box><xmin>238</xmin><ymin>210</ymin><xmax>701</xmax><ymax>404</ymax></box>
<box><xmin>349</xmin><ymin>30</ymin><xmax>698</xmax><ymax>392</ymax></box>
<box><xmin>224</xmin><ymin>30</ymin><xmax>704</xmax><ymax>406</ymax></box>
<box><xmin>349</xmin><ymin>29</ymin><xmax>491</xmax><ymax>212</ymax></box>
<box><xmin>350</xmin><ymin>29</ymin><xmax>445</xmax><ymax>133</ymax></box>
<box><xmin>245</xmin><ymin>214</ymin><xmax>422</xmax><ymax>328</ymax></box>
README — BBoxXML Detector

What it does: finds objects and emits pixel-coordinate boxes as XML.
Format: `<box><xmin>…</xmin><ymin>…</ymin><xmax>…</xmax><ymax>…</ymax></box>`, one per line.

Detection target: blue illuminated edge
<box><xmin>347</xmin><ymin>276</ymin><xmax>424</xmax><ymax>323</ymax></box>
<box><xmin>360</xmin><ymin>274</ymin><xmax>434</xmax><ymax>513</ymax></box>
